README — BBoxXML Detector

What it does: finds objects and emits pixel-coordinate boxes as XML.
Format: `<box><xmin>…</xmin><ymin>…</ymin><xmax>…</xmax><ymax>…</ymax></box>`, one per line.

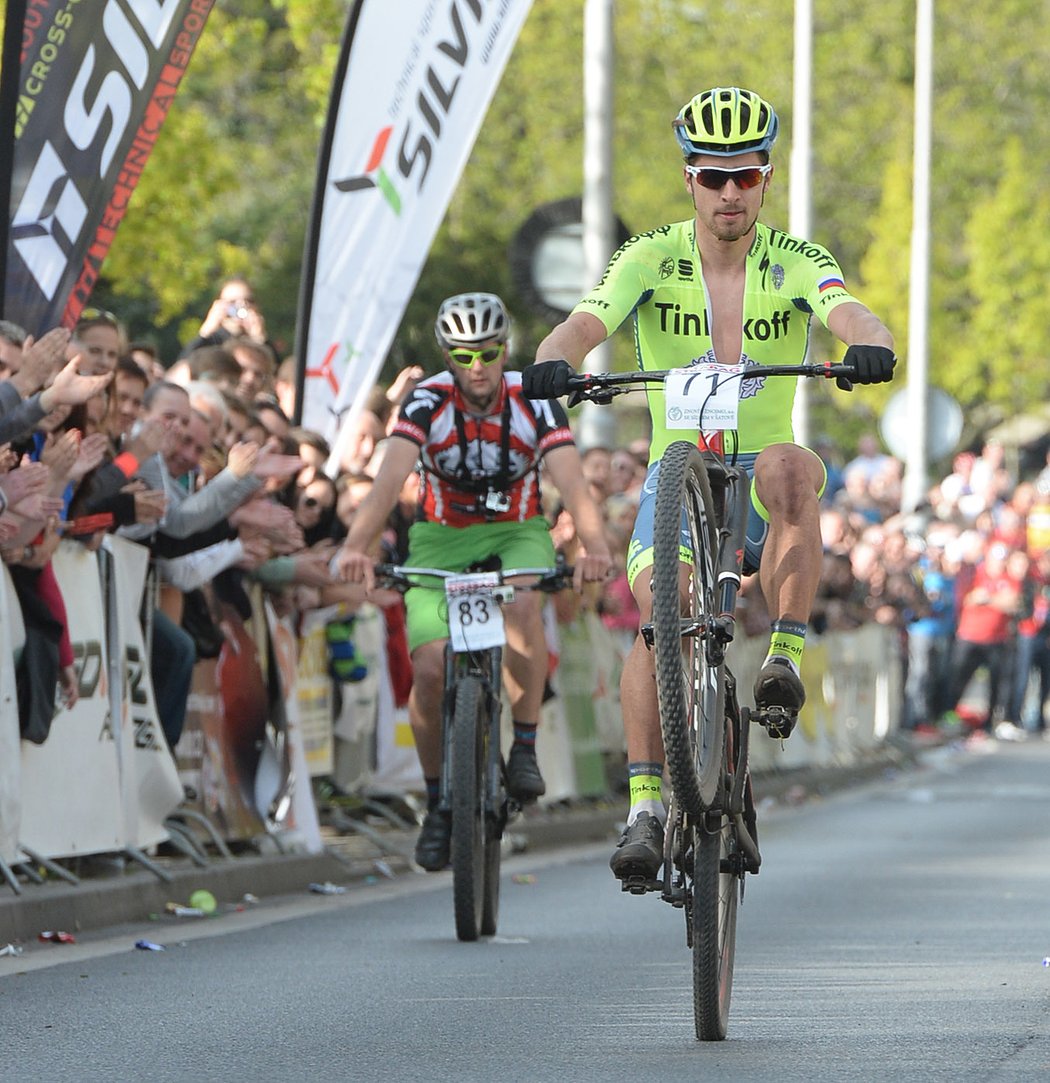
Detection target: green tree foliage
<box><xmin>83</xmin><ymin>0</ymin><xmax>1050</xmax><ymax>445</ymax></box>
<box><xmin>964</xmin><ymin>138</ymin><xmax>1050</xmax><ymax>410</ymax></box>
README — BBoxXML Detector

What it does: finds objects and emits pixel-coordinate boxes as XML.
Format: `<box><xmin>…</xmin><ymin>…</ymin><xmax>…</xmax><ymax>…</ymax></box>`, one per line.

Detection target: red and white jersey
<box><xmin>391</xmin><ymin>371</ymin><xmax>574</xmax><ymax>526</ymax></box>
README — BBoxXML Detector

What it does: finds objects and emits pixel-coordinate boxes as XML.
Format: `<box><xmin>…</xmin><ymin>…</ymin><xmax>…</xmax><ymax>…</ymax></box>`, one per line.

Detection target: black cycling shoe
<box><xmin>506</xmin><ymin>744</ymin><xmax>546</xmax><ymax>801</ymax></box>
<box><xmin>753</xmin><ymin>657</ymin><xmax>805</xmax><ymax>738</ymax></box>
<box><xmin>609</xmin><ymin>812</ymin><xmax>664</xmax><ymax>884</ymax></box>
<box><xmin>414</xmin><ymin>808</ymin><xmax>452</xmax><ymax>871</ymax></box>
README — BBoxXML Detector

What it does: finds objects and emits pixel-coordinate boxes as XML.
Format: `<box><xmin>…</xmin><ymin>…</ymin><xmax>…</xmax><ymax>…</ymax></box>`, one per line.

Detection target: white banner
<box><xmin>104</xmin><ymin>536</ymin><xmax>183</xmax><ymax>849</ymax></box>
<box><xmin>265</xmin><ymin>602</ymin><xmax>323</xmax><ymax>853</ymax></box>
<box><xmin>0</xmin><ymin>568</ymin><xmax>24</xmax><ymax>865</ymax></box>
<box><xmin>296</xmin><ymin>0</ymin><xmax>534</xmax><ymax>454</ymax></box>
<box><xmin>19</xmin><ymin>542</ymin><xmax>124</xmax><ymax>858</ymax></box>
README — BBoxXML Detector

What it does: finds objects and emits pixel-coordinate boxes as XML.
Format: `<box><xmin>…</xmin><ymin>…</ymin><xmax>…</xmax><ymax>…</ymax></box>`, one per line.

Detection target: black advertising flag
<box><xmin>4</xmin><ymin>0</ymin><xmax>215</xmax><ymax>335</ymax></box>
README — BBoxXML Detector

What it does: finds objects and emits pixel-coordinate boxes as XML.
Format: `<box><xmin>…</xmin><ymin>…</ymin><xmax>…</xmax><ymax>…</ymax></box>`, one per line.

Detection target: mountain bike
<box><xmin>374</xmin><ymin>561</ymin><xmax>572</xmax><ymax>942</ymax></box>
<box><xmin>558</xmin><ymin>360</ymin><xmax>853</xmax><ymax>1040</ymax></box>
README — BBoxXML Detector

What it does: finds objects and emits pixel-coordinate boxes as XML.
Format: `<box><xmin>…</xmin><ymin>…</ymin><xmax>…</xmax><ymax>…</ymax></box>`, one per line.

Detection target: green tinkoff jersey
<box><xmin>572</xmin><ymin>219</ymin><xmax>857</xmax><ymax>459</ymax></box>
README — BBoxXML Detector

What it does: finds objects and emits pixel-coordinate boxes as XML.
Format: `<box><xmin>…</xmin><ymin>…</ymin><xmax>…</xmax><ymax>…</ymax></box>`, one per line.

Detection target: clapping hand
<box><xmin>0</xmin><ymin>457</ymin><xmax>49</xmax><ymax>507</ymax></box>
<box><xmin>70</xmin><ymin>432</ymin><xmax>111</xmax><ymax>482</ymax></box>
<box><xmin>39</xmin><ymin>430</ymin><xmax>80</xmax><ymax>485</ymax></box>
<box><xmin>253</xmin><ymin>447</ymin><xmax>303</xmax><ymax>481</ymax></box>
<box><xmin>12</xmin><ymin>327</ymin><xmax>70</xmax><ymax>397</ymax></box>
<box><xmin>39</xmin><ymin>355</ymin><xmax>113</xmax><ymax>412</ymax></box>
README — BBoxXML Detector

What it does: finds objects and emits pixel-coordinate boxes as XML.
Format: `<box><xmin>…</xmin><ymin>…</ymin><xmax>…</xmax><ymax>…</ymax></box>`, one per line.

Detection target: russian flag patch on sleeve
<box><xmin>818</xmin><ymin>275</ymin><xmax>845</xmax><ymax>293</ymax></box>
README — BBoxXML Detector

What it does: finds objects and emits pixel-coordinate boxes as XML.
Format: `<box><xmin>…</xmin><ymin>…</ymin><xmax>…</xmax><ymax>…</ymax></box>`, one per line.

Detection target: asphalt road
<box><xmin>3</xmin><ymin>738</ymin><xmax>1049</xmax><ymax>1082</ymax></box>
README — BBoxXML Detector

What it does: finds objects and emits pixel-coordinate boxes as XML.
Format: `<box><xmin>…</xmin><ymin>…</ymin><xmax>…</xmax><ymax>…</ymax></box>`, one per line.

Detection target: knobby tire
<box><xmin>692</xmin><ymin>793</ymin><xmax>739</xmax><ymax>1040</ymax></box>
<box><xmin>480</xmin><ymin>718</ymin><xmax>503</xmax><ymax>936</ymax></box>
<box><xmin>652</xmin><ymin>441</ymin><xmax>724</xmax><ymax>821</ymax></box>
<box><xmin>451</xmin><ymin>676</ymin><xmax>486</xmax><ymax>942</ymax></box>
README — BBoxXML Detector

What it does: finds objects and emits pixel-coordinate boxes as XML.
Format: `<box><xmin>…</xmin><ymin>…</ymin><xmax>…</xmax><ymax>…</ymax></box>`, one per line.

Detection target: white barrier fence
<box><xmin>1</xmin><ymin>540</ymin><xmax>903</xmax><ymax>876</ymax></box>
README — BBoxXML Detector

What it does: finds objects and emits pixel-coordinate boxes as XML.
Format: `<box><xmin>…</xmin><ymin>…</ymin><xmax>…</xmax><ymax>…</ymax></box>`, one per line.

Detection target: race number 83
<box><xmin>445</xmin><ymin>573</ymin><xmax>506</xmax><ymax>652</ymax></box>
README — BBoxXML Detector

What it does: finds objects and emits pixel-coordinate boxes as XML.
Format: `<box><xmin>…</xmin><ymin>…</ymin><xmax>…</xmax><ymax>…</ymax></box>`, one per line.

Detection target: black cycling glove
<box><xmin>841</xmin><ymin>344</ymin><xmax>896</xmax><ymax>385</ymax></box>
<box><xmin>522</xmin><ymin>359</ymin><xmax>575</xmax><ymax>400</ymax></box>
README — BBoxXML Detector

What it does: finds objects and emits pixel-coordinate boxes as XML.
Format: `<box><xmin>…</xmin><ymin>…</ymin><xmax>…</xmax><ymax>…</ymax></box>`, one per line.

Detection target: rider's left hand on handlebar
<box><xmin>522</xmin><ymin>359</ymin><xmax>575</xmax><ymax>400</ymax></box>
<box><xmin>840</xmin><ymin>344</ymin><xmax>896</xmax><ymax>385</ymax></box>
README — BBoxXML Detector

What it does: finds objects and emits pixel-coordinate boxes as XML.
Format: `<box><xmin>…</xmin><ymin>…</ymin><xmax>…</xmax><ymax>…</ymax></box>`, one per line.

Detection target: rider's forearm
<box><xmin>571</xmin><ymin>514</ymin><xmax>609</xmax><ymax>557</ymax></box>
<box><xmin>832</xmin><ymin>303</ymin><xmax>894</xmax><ymax>350</ymax></box>
<box><xmin>560</xmin><ymin>486</ymin><xmax>608</xmax><ymax>556</ymax></box>
<box><xmin>535</xmin><ymin>312</ymin><xmax>607</xmax><ymax>366</ymax></box>
<box><xmin>340</xmin><ymin>490</ymin><xmax>399</xmax><ymax>555</ymax></box>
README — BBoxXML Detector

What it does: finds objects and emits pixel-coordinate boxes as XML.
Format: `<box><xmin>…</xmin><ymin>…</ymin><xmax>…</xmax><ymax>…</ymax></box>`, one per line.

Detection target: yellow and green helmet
<box><xmin>673</xmin><ymin>87</ymin><xmax>779</xmax><ymax>158</ymax></box>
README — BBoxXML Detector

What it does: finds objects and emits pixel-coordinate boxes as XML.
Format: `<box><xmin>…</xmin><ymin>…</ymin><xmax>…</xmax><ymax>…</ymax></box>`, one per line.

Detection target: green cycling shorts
<box><xmin>403</xmin><ymin>517</ymin><xmax>555</xmax><ymax>653</ymax></box>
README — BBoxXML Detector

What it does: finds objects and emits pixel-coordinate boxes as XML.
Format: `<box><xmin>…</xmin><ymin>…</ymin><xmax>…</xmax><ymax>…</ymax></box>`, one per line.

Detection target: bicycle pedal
<box><xmin>619</xmin><ymin>875</ymin><xmax>663</xmax><ymax>896</ymax></box>
<box><xmin>754</xmin><ymin>706</ymin><xmax>797</xmax><ymax>740</ymax></box>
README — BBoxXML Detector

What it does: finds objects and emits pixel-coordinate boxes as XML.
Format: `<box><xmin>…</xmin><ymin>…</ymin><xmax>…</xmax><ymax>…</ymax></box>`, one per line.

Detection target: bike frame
<box><xmin>375</xmin><ymin>562</ymin><xmax>570</xmax><ymax>828</ymax></box>
<box><xmin>438</xmin><ymin>643</ymin><xmax>505</xmax><ymax>826</ymax></box>
<box><xmin>682</xmin><ymin>451</ymin><xmax>763</xmax><ymax>873</ymax></box>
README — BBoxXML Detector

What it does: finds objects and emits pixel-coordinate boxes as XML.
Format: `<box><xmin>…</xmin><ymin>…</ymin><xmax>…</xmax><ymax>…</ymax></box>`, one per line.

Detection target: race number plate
<box><xmin>664</xmin><ymin>363</ymin><xmax>746</xmax><ymax>430</ymax></box>
<box><xmin>445</xmin><ymin>572</ymin><xmax>506</xmax><ymax>652</ymax></box>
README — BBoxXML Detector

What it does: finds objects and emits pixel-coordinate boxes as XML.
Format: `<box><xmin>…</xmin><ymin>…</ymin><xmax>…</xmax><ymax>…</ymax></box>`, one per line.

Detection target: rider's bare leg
<box><xmin>408</xmin><ymin>639</ymin><xmax>446</xmax><ymax>778</ymax></box>
<box><xmin>501</xmin><ymin>590</ymin><xmax>546</xmax><ymax>725</ymax></box>
<box><xmin>501</xmin><ymin>590</ymin><xmax>548</xmax><ymax>798</ymax></box>
<box><xmin>753</xmin><ymin>443</ymin><xmax>825</xmax><ymax>632</ymax></box>
<box><xmin>620</xmin><ymin>566</ymin><xmax>664</xmax><ymax>764</ymax></box>
<box><xmin>751</xmin><ymin>443</ymin><xmax>824</xmax><ymax>721</ymax></box>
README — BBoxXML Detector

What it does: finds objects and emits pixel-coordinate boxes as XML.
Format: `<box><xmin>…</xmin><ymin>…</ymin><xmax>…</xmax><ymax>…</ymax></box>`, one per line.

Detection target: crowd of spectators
<box><xmin>3</xmin><ymin>284</ymin><xmax>1047</xmax><ymax>765</ymax></box>
<box><xmin>0</xmin><ymin>284</ymin><xmax>423</xmax><ymax>752</ymax></box>
<box><xmin>528</xmin><ymin>426</ymin><xmax>1050</xmax><ymax>753</ymax></box>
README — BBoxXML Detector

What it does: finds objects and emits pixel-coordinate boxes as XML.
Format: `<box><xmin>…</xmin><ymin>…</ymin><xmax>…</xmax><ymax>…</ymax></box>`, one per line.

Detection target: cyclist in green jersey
<box><xmin>522</xmin><ymin>86</ymin><xmax>896</xmax><ymax>883</ymax></box>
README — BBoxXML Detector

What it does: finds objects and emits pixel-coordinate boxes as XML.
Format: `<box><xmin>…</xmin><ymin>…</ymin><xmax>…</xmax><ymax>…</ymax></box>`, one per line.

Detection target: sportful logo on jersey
<box><xmin>818</xmin><ymin>275</ymin><xmax>846</xmax><ymax>293</ymax></box>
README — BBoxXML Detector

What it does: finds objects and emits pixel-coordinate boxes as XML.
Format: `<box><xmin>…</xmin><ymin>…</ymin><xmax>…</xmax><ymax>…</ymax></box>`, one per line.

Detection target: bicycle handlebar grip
<box><xmin>540</xmin><ymin>565</ymin><xmax>575</xmax><ymax>592</ymax></box>
<box><xmin>820</xmin><ymin>361</ymin><xmax>853</xmax><ymax>392</ymax></box>
<box><xmin>522</xmin><ymin>359</ymin><xmax>575</xmax><ymax>400</ymax></box>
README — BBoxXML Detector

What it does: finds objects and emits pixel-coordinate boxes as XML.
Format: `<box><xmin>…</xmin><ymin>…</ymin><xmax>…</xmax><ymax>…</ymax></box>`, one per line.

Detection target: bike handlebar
<box><xmin>374</xmin><ymin>563</ymin><xmax>573</xmax><ymax>595</ymax></box>
<box><xmin>561</xmin><ymin>362</ymin><xmax>857</xmax><ymax>405</ymax></box>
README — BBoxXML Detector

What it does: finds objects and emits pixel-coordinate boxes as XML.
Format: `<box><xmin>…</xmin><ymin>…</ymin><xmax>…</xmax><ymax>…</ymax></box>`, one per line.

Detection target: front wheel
<box><xmin>451</xmin><ymin>676</ymin><xmax>487</xmax><ymax>942</ymax></box>
<box><xmin>652</xmin><ymin>441</ymin><xmax>724</xmax><ymax>820</ymax></box>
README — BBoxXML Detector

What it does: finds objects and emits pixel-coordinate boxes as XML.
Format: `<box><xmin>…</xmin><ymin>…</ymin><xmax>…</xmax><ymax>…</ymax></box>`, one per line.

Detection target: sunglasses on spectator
<box><xmin>448</xmin><ymin>344</ymin><xmax>505</xmax><ymax>367</ymax></box>
<box><xmin>685</xmin><ymin>163</ymin><xmax>772</xmax><ymax>190</ymax></box>
<box><xmin>80</xmin><ymin>306</ymin><xmax>119</xmax><ymax>323</ymax></box>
